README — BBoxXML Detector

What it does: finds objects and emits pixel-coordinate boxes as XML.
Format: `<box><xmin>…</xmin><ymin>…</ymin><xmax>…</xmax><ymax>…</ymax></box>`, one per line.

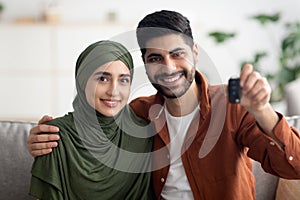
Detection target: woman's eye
<box><xmin>120</xmin><ymin>78</ymin><xmax>130</xmax><ymax>84</ymax></box>
<box><xmin>97</xmin><ymin>76</ymin><xmax>108</xmax><ymax>82</ymax></box>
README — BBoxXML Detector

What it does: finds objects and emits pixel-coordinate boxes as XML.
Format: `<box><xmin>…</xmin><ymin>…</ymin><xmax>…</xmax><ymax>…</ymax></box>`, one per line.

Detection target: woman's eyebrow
<box><xmin>120</xmin><ymin>74</ymin><xmax>131</xmax><ymax>78</ymax></box>
<box><xmin>93</xmin><ymin>71</ymin><xmax>111</xmax><ymax>76</ymax></box>
<box><xmin>93</xmin><ymin>71</ymin><xmax>131</xmax><ymax>78</ymax></box>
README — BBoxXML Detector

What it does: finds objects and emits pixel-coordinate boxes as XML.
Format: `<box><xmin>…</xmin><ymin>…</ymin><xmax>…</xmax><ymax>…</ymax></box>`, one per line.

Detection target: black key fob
<box><xmin>228</xmin><ymin>77</ymin><xmax>241</xmax><ymax>104</ymax></box>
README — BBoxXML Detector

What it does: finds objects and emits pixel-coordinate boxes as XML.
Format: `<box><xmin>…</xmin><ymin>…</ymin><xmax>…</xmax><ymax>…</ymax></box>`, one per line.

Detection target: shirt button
<box><xmin>289</xmin><ymin>156</ymin><xmax>294</xmax><ymax>161</ymax></box>
<box><xmin>270</xmin><ymin>141</ymin><xmax>275</xmax><ymax>146</ymax></box>
<box><xmin>161</xmin><ymin>178</ymin><xmax>165</xmax><ymax>183</ymax></box>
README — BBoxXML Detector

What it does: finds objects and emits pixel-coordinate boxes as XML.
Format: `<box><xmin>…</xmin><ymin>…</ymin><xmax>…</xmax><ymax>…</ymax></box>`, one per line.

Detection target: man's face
<box><xmin>143</xmin><ymin>34</ymin><xmax>198</xmax><ymax>99</ymax></box>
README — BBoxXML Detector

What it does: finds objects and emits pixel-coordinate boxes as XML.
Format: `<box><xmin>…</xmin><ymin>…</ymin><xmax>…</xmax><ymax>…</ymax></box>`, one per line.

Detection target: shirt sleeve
<box><xmin>236</xmin><ymin>110</ymin><xmax>300</xmax><ymax>179</ymax></box>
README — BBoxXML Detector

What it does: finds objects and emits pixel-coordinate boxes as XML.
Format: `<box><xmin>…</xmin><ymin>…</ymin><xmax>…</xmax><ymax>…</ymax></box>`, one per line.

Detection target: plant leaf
<box><xmin>250</xmin><ymin>12</ymin><xmax>281</xmax><ymax>25</ymax></box>
<box><xmin>254</xmin><ymin>52</ymin><xmax>268</xmax><ymax>63</ymax></box>
<box><xmin>208</xmin><ymin>31</ymin><xmax>236</xmax><ymax>43</ymax></box>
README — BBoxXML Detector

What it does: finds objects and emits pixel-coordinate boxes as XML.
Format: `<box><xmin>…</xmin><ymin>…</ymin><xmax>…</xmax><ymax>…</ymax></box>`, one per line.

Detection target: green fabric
<box><xmin>29</xmin><ymin>40</ymin><xmax>154</xmax><ymax>200</ymax></box>
<box><xmin>75</xmin><ymin>40</ymin><xmax>134</xmax><ymax>90</ymax></box>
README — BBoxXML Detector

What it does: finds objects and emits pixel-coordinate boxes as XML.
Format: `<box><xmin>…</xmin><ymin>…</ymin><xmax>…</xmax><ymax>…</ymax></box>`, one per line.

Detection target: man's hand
<box><xmin>239</xmin><ymin>64</ymin><xmax>271</xmax><ymax>113</ymax></box>
<box><xmin>239</xmin><ymin>64</ymin><xmax>281</xmax><ymax>146</ymax></box>
<box><xmin>27</xmin><ymin>115</ymin><xmax>60</xmax><ymax>157</ymax></box>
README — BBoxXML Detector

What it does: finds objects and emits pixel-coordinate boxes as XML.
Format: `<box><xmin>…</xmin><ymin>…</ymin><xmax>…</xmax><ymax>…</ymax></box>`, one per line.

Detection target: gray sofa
<box><xmin>0</xmin><ymin>118</ymin><xmax>299</xmax><ymax>200</ymax></box>
<box><xmin>0</xmin><ymin>121</ymin><xmax>35</xmax><ymax>200</ymax></box>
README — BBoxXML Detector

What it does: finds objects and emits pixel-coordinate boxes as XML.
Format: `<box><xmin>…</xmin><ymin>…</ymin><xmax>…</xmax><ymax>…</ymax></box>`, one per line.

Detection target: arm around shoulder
<box><xmin>27</xmin><ymin>115</ymin><xmax>60</xmax><ymax>157</ymax></box>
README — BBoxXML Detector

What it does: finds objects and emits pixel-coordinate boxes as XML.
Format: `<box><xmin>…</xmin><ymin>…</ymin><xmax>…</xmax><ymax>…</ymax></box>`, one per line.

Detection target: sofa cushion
<box><xmin>0</xmin><ymin>121</ymin><xmax>36</xmax><ymax>200</ymax></box>
<box><xmin>253</xmin><ymin>160</ymin><xmax>279</xmax><ymax>200</ymax></box>
<box><xmin>276</xmin><ymin>179</ymin><xmax>300</xmax><ymax>200</ymax></box>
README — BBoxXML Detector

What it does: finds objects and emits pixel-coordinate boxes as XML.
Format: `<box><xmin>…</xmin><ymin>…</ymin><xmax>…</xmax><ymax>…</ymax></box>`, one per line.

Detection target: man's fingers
<box><xmin>27</xmin><ymin>117</ymin><xmax>59</xmax><ymax>158</ymax></box>
<box><xmin>28</xmin><ymin>133</ymin><xmax>60</xmax><ymax>143</ymax></box>
<box><xmin>27</xmin><ymin>136</ymin><xmax>59</xmax><ymax>157</ymax></box>
<box><xmin>30</xmin><ymin>148</ymin><xmax>53</xmax><ymax>157</ymax></box>
<box><xmin>29</xmin><ymin>124</ymin><xmax>59</xmax><ymax>136</ymax></box>
<box><xmin>242</xmin><ymin>71</ymin><xmax>261</xmax><ymax>94</ymax></box>
<box><xmin>30</xmin><ymin>141</ymin><xmax>58</xmax><ymax>150</ymax></box>
<box><xmin>38</xmin><ymin>115</ymin><xmax>53</xmax><ymax>125</ymax></box>
<box><xmin>240</xmin><ymin>64</ymin><xmax>253</xmax><ymax>88</ymax></box>
<box><xmin>36</xmin><ymin>134</ymin><xmax>60</xmax><ymax>142</ymax></box>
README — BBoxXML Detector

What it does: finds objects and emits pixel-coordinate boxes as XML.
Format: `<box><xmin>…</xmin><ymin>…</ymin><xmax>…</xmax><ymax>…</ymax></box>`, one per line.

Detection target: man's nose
<box><xmin>163</xmin><ymin>56</ymin><xmax>176</xmax><ymax>71</ymax></box>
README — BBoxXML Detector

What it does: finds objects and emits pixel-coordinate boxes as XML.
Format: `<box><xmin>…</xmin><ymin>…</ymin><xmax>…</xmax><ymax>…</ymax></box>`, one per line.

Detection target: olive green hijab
<box><xmin>30</xmin><ymin>40</ymin><xmax>153</xmax><ymax>200</ymax></box>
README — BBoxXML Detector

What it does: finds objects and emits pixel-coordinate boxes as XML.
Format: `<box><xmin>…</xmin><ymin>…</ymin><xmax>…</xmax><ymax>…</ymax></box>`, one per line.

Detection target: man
<box><xmin>27</xmin><ymin>10</ymin><xmax>300</xmax><ymax>199</ymax></box>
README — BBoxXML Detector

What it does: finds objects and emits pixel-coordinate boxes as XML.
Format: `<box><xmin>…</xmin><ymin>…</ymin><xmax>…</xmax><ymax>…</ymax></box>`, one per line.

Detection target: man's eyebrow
<box><xmin>146</xmin><ymin>53</ymin><xmax>162</xmax><ymax>58</ymax></box>
<box><xmin>146</xmin><ymin>47</ymin><xmax>186</xmax><ymax>58</ymax></box>
<box><xmin>169</xmin><ymin>47</ymin><xmax>185</xmax><ymax>54</ymax></box>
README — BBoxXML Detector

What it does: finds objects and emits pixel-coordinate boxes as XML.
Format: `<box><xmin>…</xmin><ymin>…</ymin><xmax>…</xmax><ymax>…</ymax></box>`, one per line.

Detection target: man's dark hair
<box><xmin>136</xmin><ymin>10</ymin><xmax>194</xmax><ymax>58</ymax></box>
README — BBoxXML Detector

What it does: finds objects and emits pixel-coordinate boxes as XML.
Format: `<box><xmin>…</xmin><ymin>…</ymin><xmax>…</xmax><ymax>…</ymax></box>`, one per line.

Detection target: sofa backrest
<box><xmin>285</xmin><ymin>78</ymin><xmax>300</xmax><ymax>116</ymax></box>
<box><xmin>0</xmin><ymin>116</ymin><xmax>299</xmax><ymax>200</ymax></box>
<box><xmin>0</xmin><ymin>121</ymin><xmax>36</xmax><ymax>200</ymax></box>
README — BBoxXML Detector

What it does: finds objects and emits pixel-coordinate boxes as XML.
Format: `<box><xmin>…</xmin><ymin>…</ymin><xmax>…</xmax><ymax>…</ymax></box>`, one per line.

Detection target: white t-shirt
<box><xmin>161</xmin><ymin>105</ymin><xmax>199</xmax><ymax>200</ymax></box>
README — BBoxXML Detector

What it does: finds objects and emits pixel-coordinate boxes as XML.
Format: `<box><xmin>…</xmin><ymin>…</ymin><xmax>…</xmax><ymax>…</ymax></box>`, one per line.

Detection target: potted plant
<box><xmin>243</xmin><ymin>13</ymin><xmax>300</xmax><ymax>102</ymax></box>
<box><xmin>208</xmin><ymin>12</ymin><xmax>300</xmax><ymax>102</ymax></box>
<box><xmin>0</xmin><ymin>2</ymin><xmax>4</xmax><ymax>19</ymax></box>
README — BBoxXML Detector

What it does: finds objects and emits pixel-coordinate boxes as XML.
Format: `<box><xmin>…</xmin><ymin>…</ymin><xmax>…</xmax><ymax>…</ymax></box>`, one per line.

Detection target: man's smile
<box><xmin>157</xmin><ymin>71</ymin><xmax>185</xmax><ymax>86</ymax></box>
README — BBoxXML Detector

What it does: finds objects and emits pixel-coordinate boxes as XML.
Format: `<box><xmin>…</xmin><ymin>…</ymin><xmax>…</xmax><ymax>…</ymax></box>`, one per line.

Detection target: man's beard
<box><xmin>150</xmin><ymin>67</ymin><xmax>195</xmax><ymax>99</ymax></box>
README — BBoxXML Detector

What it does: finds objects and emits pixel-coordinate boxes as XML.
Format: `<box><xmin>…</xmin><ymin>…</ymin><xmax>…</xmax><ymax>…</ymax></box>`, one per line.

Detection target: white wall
<box><xmin>0</xmin><ymin>0</ymin><xmax>299</xmax><ymax>120</ymax></box>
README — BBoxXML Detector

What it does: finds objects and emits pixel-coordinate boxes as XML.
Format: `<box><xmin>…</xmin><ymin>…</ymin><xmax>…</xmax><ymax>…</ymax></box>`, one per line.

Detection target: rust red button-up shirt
<box><xmin>130</xmin><ymin>71</ymin><xmax>300</xmax><ymax>200</ymax></box>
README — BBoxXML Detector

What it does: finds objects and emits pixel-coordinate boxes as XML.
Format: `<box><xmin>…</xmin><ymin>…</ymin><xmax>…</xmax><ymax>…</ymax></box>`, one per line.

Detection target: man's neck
<box><xmin>165</xmin><ymin>80</ymin><xmax>200</xmax><ymax>117</ymax></box>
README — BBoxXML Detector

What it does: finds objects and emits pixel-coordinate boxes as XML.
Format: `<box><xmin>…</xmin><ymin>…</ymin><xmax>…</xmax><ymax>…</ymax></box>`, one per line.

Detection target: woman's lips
<box><xmin>101</xmin><ymin>99</ymin><xmax>121</xmax><ymax>108</ymax></box>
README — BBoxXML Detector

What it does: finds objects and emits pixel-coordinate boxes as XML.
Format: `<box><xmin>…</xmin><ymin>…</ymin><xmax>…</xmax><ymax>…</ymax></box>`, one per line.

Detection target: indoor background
<box><xmin>0</xmin><ymin>0</ymin><xmax>299</xmax><ymax>120</ymax></box>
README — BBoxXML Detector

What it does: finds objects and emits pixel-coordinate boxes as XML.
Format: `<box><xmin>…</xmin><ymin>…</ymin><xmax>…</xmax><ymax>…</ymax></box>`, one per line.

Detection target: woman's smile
<box><xmin>101</xmin><ymin>98</ymin><xmax>121</xmax><ymax>108</ymax></box>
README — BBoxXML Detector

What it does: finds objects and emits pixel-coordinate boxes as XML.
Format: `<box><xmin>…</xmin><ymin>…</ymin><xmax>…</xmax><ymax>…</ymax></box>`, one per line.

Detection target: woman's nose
<box><xmin>106</xmin><ymin>81</ymin><xmax>119</xmax><ymax>96</ymax></box>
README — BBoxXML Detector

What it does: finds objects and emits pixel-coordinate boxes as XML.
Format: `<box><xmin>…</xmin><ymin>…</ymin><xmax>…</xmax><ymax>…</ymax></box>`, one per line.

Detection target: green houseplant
<box><xmin>0</xmin><ymin>3</ymin><xmax>4</xmax><ymax>14</ymax></box>
<box><xmin>208</xmin><ymin>12</ymin><xmax>300</xmax><ymax>102</ymax></box>
<box><xmin>0</xmin><ymin>2</ymin><xmax>4</xmax><ymax>20</ymax></box>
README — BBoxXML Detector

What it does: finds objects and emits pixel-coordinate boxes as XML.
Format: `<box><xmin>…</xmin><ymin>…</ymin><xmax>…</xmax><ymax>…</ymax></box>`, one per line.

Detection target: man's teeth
<box><xmin>163</xmin><ymin>75</ymin><xmax>180</xmax><ymax>83</ymax></box>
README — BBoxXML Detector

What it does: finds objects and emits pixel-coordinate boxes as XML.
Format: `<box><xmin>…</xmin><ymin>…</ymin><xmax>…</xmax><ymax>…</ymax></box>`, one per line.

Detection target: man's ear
<box><xmin>193</xmin><ymin>43</ymin><xmax>199</xmax><ymax>64</ymax></box>
<box><xmin>141</xmin><ymin>55</ymin><xmax>145</xmax><ymax>63</ymax></box>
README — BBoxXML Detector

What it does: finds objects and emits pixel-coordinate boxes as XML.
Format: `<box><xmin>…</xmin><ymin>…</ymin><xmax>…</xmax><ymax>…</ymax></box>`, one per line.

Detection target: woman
<box><xmin>29</xmin><ymin>40</ymin><xmax>154</xmax><ymax>200</ymax></box>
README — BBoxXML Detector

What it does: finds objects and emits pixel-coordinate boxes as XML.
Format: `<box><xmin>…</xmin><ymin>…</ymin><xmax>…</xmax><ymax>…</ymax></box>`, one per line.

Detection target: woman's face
<box><xmin>85</xmin><ymin>60</ymin><xmax>131</xmax><ymax>117</ymax></box>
